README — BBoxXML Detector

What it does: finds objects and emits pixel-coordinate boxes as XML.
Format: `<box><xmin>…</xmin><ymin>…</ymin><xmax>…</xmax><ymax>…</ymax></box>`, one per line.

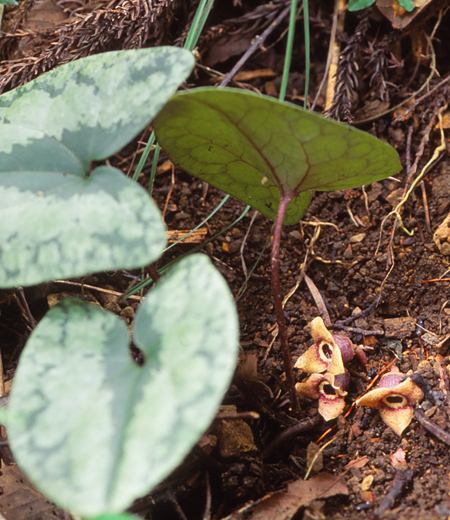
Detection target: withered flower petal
<box><xmin>356</xmin><ymin>368</ymin><xmax>424</xmax><ymax>436</ymax></box>
<box><xmin>294</xmin><ymin>317</ymin><xmax>354</xmax><ymax>374</ymax></box>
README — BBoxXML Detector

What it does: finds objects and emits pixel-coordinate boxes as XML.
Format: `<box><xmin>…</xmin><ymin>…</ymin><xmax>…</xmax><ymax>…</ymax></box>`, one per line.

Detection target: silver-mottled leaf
<box><xmin>8</xmin><ymin>255</ymin><xmax>239</xmax><ymax>516</ymax></box>
<box><xmin>0</xmin><ymin>165</ymin><xmax>166</xmax><ymax>287</ymax></box>
<box><xmin>0</xmin><ymin>124</ymin><xmax>83</xmax><ymax>174</ymax></box>
<box><xmin>0</xmin><ymin>48</ymin><xmax>195</xmax><ymax>169</ymax></box>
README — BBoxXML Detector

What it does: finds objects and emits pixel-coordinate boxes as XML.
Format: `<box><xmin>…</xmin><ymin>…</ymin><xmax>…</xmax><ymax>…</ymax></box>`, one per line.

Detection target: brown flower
<box><xmin>294</xmin><ymin>317</ymin><xmax>354</xmax><ymax>374</ymax></box>
<box><xmin>356</xmin><ymin>367</ymin><xmax>424</xmax><ymax>436</ymax></box>
<box><xmin>296</xmin><ymin>372</ymin><xmax>349</xmax><ymax>421</ymax></box>
<box><xmin>296</xmin><ymin>346</ymin><xmax>350</xmax><ymax>421</ymax></box>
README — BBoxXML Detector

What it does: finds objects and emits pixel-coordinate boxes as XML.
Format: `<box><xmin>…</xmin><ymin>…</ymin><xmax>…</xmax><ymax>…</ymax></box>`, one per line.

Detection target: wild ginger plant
<box><xmin>153</xmin><ymin>87</ymin><xmax>401</xmax><ymax>413</ymax></box>
<box><xmin>0</xmin><ymin>49</ymin><xmax>239</xmax><ymax>518</ymax></box>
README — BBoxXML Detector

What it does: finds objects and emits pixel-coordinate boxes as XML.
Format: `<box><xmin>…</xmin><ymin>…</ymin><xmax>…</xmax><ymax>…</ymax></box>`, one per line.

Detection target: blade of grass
<box><xmin>148</xmin><ymin>143</ymin><xmax>160</xmax><ymax>194</ymax></box>
<box><xmin>236</xmin><ymin>233</ymin><xmax>271</xmax><ymax>301</ymax></box>
<box><xmin>132</xmin><ymin>132</ymin><xmax>156</xmax><ymax>182</ymax></box>
<box><xmin>303</xmin><ymin>0</ymin><xmax>310</xmax><ymax>107</ymax></box>
<box><xmin>133</xmin><ymin>0</ymin><xmax>215</xmax><ymax>189</ymax></box>
<box><xmin>279</xmin><ymin>0</ymin><xmax>298</xmax><ymax>102</ymax></box>
<box><xmin>184</xmin><ymin>0</ymin><xmax>215</xmax><ymax>52</ymax></box>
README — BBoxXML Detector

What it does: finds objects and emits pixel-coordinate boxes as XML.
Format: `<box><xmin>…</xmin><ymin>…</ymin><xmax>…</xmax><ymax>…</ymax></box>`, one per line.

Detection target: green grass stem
<box><xmin>133</xmin><ymin>0</ymin><xmax>215</xmax><ymax>189</ymax></box>
<box><xmin>303</xmin><ymin>0</ymin><xmax>310</xmax><ymax>107</ymax></box>
<box><xmin>279</xmin><ymin>0</ymin><xmax>297</xmax><ymax>102</ymax></box>
<box><xmin>184</xmin><ymin>0</ymin><xmax>215</xmax><ymax>51</ymax></box>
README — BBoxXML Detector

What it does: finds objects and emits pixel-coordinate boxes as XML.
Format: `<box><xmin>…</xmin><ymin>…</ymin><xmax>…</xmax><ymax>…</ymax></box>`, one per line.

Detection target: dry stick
<box><xmin>202</xmin><ymin>472</ymin><xmax>212</xmax><ymax>520</ymax></box>
<box><xmin>420</xmin><ymin>180</ymin><xmax>432</xmax><ymax>235</ymax></box>
<box><xmin>374</xmin><ymin>468</ymin><xmax>417</xmax><ymax>518</ymax></box>
<box><xmin>162</xmin><ymin>163</ymin><xmax>176</xmax><ymax>221</ymax></box>
<box><xmin>323</xmin><ymin>0</ymin><xmax>347</xmax><ymax>111</ymax></box>
<box><xmin>382</xmin><ymin>102</ymin><xmax>443</xmax><ymax>270</ymax></box>
<box><xmin>376</xmin><ymin>103</ymin><xmax>447</xmax><ymax>261</ymax></box>
<box><xmin>239</xmin><ymin>209</ymin><xmax>259</xmax><ymax>280</ymax></box>
<box><xmin>261</xmin><ymin>415</ymin><xmax>321</xmax><ymax>459</ymax></box>
<box><xmin>415</xmin><ymin>408</ymin><xmax>450</xmax><ymax>446</ymax></box>
<box><xmin>165</xmin><ymin>488</ymin><xmax>189</xmax><ymax>520</ymax></box>
<box><xmin>304</xmin><ymin>273</ymin><xmax>331</xmax><ymax>326</ymax></box>
<box><xmin>404</xmin><ymin>125</ymin><xmax>414</xmax><ymax>184</ymax></box>
<box><xmin>405</xmin><ymin>101</ymin><xmax>442</xmax><ymax>186</ymax></box>
<box><xmin>311</xmin><ymin>0</ymin><xmax>340</xmax><ymax>110</ymax></box>
<box><xmin>54</xmin><ymin>279</ymin><xmax>142</xmax><ymax>300</ymax></box>
<box><xmin>219</xmin><ymin>3</ymin><xmax>292</xmax><ymax>89</ymax></box>
<box><xmin>271</xmin><ymin>193</ymin><xmax>300</xmax><ymax>415</ymax></box>
<box><xmin>16</xmin><ymin>287</ymin><xmax>38</xmax><ymax>329</ymax></box>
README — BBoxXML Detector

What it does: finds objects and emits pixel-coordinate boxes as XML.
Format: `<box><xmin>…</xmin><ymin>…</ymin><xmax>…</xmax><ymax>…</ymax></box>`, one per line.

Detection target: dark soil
<box><xmin>2</xmin><ymin>1</ymin><xmax>450</xmax><ymax>519</ymax></box>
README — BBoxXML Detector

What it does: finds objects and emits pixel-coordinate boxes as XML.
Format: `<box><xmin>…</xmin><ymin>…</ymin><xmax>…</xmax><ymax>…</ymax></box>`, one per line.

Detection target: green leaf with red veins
<box><xmin>153</xmin><ymin>87</ymin><xmax>401</xmax><ymax>225</ymax></box>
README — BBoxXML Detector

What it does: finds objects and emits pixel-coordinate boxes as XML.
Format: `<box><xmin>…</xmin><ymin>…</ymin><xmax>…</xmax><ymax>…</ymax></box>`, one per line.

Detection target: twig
<box><xmin>415</xmin><ymin>407</ymin><xmax>450</xmax><ymax>446</ymax></box>
<box><xmin>219</xmin><ymin>4</ymin><xmax>292</xmax><ymax>88</ymax></box>
<box><xmin>333</xmin><ymin>325</ymin><xmax>384</xmax><ymax>336</ymax></box>
<box><xmin>16</xmin><ymin>287</ymin><xmax>37</xmax><ymax>329</ymax></box>
<box><xmin>239</xmin><ymin>209</ymin><xmax>259</xmax><ymax>280</ymax></box>
<box><xmin>334</xmin><ymin>296</ymin><xmax>381</xmax><ymax>327</ymax></box>
<box><xmin>311</xmin><ymin>0</ymin><xmax>345</xmax><ymax>111</ymax></box>
<box><xmin>54</xmin><ymin>280</ymin><xmax>142</xmax><ymax>301</ymax></box>
<box><xmin>374</xmin><ymin>468</ymin><xmax>416</xmax><ymax>518</ymax></box>
<box><xmin>377</xmin><ymin>103</ymin><xmax>447</xmax><ymax>254</ymax></box>
<box><xmin>162</xmin><ymin>163</ymin><xmax>176</xmax><ymax>221</ymax></box>
<box><xmin>202</xmin><ymin>473</ymin><xmax>212</xmax><ymax>520</ymax></box>
<box><xmin>420</xmin><ymin>180</ymin><xmax>431</xmax><ymax>235</ymax></box>
<box><xmin>166</xmin><ymin>488</ymin><xmax>189</xmax><ymax>520</ymax></box>
<box><xmin>214</xmin><ymin>411</ymin><xmax>260</xmax><ymax>421</ymax></box>
<box><xmin>395</xmin><ymin>72</ymin><xmax>450</xmax><ymax>123</ymax></box>
<box><xmin>261</xmin><ymin>415</ymin><xmax>321</xmax><ymax>459</ymax></box>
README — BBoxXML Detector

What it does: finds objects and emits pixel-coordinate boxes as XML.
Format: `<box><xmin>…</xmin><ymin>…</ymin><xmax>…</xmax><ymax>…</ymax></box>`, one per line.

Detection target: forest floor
<box><xmin>1</xmin><ymin>0</ymin><xmax>450</xmax><ymax>519</ymax></box>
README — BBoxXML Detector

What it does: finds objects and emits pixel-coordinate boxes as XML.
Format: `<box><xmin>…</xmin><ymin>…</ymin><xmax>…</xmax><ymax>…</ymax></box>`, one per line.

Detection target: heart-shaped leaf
<box><xmin>8</xmin><ymin>255</ymin><xmax>239</xmax><ymax>516</ymax></box>
<box><xmin>0</xmin><ymin>47</ymin><xmax>195</xmax><ymax>168</ymax></box>
<box><xmin>0</xmin><ymin>166</ymin><xmax>166</xmax><ymax>288</ymax></box>
<box><xmin>153</xmin><ymin>87</ymin><xmax>401</xmax><ymax>224</ymax></box>
<box><xmin>0</xmin><ymin>124</ymin><xmax>84</xmax><ymax>174</ymax></box>
<box><xmin>0</xmin><ymin>47</ymin><xmax>195</xmax><ymax>287</ymax></box>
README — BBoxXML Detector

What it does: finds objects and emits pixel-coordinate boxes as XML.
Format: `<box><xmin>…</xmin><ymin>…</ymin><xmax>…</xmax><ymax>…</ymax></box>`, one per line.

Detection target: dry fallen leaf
<box><xmin>0</xmin><ymin>465</ymin><xmax>65</xmax><ymax>520</ymax></box>
<box><xmin>376</xmin><ymin>0</ymin><xmax>433</xmax><ymax>29</ymax></box>
<box><xmin>390</xmin><ymin>447</ymin><xmax>408</xmax><ymax>470</ymax></box>
<box><xmin>222</xmin><ymin>473</ymin><xmax>348</xmax><ymax>520</ymax></box>
<box><xmin>345</xmin><ymin>455</ymin><xmax>370</xmax><ymax>471</ymax></box>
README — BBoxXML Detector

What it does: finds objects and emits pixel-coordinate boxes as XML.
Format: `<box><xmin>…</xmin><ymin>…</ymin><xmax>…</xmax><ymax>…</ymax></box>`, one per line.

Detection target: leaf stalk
<box><xmin>271</xmin><ymin>193</ymin><xmax>300</xmax><ymax>416</ymax></box>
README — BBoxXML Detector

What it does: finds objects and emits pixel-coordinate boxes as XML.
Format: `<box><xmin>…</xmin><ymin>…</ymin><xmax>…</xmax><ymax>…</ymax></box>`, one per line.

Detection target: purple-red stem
<box><xmin>271</xmin><ymin>193</ymin><xmax>300</xmax><ymax>416</ymax></box>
